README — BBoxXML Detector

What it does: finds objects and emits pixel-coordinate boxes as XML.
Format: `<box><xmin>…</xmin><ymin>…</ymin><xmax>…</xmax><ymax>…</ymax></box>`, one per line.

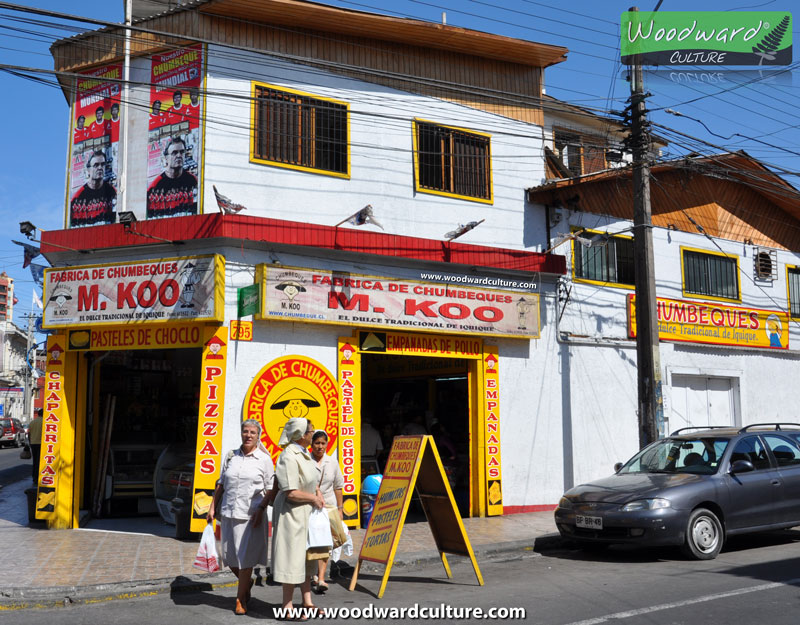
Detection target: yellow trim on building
<box><xmin>249</xmin><ymin>81</ymin><xmax>351</xmax><ymax>179</ymax></box>
<box><xmin>412</xmin><ymin>118</ymin><xmax>493</xmax><ymax>205</ymax></box>
<box><xmin>570</xmin><ymin>227</ymin><xmax>635</xmax><ymax>290</ymax></box>
<box><xmin>680</xmin><ymin>245</ymin><xmax>741</xmax><ymax>304</ymax></box>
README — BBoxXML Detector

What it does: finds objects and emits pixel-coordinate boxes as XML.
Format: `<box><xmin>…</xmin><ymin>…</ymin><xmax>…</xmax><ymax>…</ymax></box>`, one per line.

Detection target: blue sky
<box><xmin>0</xmin><ymin>0</ymin><xmax>797</xmax><ymax>332</ymax></box>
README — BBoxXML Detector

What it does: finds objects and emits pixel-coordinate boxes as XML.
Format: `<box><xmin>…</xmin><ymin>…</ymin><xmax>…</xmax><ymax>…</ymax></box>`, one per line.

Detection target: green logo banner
<box><xmin>621</xmin><ymin>11</ymin><xmax>792</xmax><ymax>66</ymax></box>
<box><xmin>237</xmin><ymin>283</ymin><xmax>260</xmax><ymax>318</ymax></box>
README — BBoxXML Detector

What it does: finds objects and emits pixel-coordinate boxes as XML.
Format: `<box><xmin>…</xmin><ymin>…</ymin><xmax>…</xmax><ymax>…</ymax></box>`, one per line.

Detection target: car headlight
<box><xmin>620</xmin><ymin>498</ymin><xmax>671</xmax><ymax>512</ymax></box>
<box><xmin>558</xmin><ymin>496</ymin><xmax>573</xmax><ymax>509</ymax></box>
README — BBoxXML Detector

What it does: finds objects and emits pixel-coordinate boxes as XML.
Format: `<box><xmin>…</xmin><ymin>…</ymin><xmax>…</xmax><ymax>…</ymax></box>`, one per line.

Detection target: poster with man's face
<box><xmin>66</xmin><ymin>65</ymin><xmax>121</xmax><ymax>228</ymax></box>
<box><xmin>146</xmin><ymin>44</ymin><xmax>204</xmax><ymax>220</ymax></box>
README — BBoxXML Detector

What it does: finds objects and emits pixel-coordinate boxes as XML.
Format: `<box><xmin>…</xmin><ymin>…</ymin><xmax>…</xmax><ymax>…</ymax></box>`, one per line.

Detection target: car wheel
<box><xmin>682</xmin><ymin>508</ymin><xmax>723</xmax><ymax>560</ymax></box>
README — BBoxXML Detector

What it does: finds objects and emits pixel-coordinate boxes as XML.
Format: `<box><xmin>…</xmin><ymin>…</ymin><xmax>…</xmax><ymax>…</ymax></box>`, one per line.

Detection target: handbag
<box><xmin>20</xmin><ymin>446</ymin><xmax>31</xmax><ymax>460</ymax></box>
<box><xmin>307</xmin><ymin>508</ymin><xmax>333</xmax><ymax>549</ymax></box>
<box><xmin>193</xmin><ymin>525</ymin><xmax>221</xmax><ymax>573</ymax></box>
<box><xmin>329</xmin><ymin>509</ymin><xmax>347</xmax><ymax>548</ymax></box>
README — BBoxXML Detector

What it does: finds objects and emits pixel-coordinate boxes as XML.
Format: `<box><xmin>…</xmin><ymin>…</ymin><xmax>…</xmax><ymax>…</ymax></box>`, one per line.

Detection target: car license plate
<box><xmin>576</xmin><ymin>515</ymin><xmax>603</xmax><ymax>530</ymax></box>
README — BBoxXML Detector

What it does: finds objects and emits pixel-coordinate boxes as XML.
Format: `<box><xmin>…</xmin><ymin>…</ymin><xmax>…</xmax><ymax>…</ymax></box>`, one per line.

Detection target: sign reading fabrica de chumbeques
<box><xmin>621</xmin><ymin>11</ymin><xmax>792</xmax><ymax>65</ymax></box>
<box><xmin>42</xmin><ymin>255</ymin><xmax>224</xmax><ymax>328</ymax></box>
<box><xmin>256</xmin><ymin>265</ymin><xmax>540</xmax><ymax>339</ymax></box>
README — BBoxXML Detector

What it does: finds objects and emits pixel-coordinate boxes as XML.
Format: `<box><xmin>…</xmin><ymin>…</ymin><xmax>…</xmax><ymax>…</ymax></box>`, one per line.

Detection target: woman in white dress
<box><xmin>272</xmin><ymin>417</ymin><xmax>325</xmax><ymax>618</ymax></box>
<box><xmin>310</xmin><ymin>429</ymin><xmax>344</xmax><ymax>594</ymax></box>
<box><xmin>207</xmin><ymin>419</ymin><xmax>274</xmax><ymax>615</ymax></box>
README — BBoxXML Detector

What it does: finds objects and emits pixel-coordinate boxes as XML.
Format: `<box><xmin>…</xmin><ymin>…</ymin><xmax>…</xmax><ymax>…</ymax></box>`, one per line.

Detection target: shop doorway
<box><xmin>361</xmin><ymin>354</ymin><xmax>470</xmax><ymax>515</ymax></box>
<box><xmin>81</xmin><ymin>348</ymin><xmax>201</xmax><ymax>535</ymax></box>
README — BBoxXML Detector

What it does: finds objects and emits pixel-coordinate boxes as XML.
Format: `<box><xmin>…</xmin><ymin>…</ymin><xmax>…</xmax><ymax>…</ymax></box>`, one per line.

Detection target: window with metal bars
<box><xmin>415</xmin><ymin>121</ymin><xmax>491</xmax><ymax>201</ymax></box>
<box><xmin>788</xmin><ymin>267</ymin><xmax>800</xmax><ymax>318</ymax></box>
<box><xmin>682</xmin><ymin>249</ymin><xmax>739</xmax><ymax>301</ymax></box>
<box><xmin>573</xmin><ymin>233</ymin><xmax>635</xmax><ymax>286</ymax></box>
<box><xmin>554</xmin><ymin>129</ymin><xmax>608</xmax><ymax>176</ymax></box>
<box><xmin>252</xmin><ymin>85</ymin><xmax>348</xmax><ymax>176</ymax></box>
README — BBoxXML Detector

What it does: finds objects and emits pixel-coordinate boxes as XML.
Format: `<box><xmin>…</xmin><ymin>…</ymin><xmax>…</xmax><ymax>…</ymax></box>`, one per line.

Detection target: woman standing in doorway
<box><xmin>272</xmin><ymin>417</ymin><xmax>325</xmax><ymax>618</ymax></box>
<box><xmin>207</xmin><ymin>419</ymin><xmax>274</xmax><ymax>615</ymax></box>
<box><xmin>309</xmin><ymin>430</ymin><xmax>344</xmax><ymax>594</ymax></box>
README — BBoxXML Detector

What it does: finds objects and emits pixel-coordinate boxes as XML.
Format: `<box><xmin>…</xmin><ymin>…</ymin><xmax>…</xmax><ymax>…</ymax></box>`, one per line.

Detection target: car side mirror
<box><xmin>730</xmin><ymin>459</ymin><xmax>755</xmax><ymax>474</ymax></box>
<box><xmin>614</xmin><ymin>462</ymin><xmax>623</xmax><ymax>473</ymax></box>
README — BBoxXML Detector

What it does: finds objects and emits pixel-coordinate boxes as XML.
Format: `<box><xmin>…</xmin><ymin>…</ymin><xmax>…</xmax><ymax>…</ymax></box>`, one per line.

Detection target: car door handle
<box><xmin>771</xmin><ymin>479</ymin><xmax>781</xmax><ymax>485</ymax></box>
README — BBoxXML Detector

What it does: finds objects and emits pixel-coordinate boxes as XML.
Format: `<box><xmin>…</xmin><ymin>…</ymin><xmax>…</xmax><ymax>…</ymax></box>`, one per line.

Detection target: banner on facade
<box><xmin>35</xmin><ymin>338</ymin><xmax>67</xmax><ymax>521</ymax></box>
<box><xmin>628</xmin><ymin>295</ymin><xmax>789</xmax><ymax>350</ymax></box>
<box><xmin>146</xmin><ymin>44</ymin><xmax>205</xmax><ymax>220</ymax></box>
<box><xmin>257</xmin><ymin>266</ymin><xmax>540</xmax><ymax>339</ymax></box>
<box><xmin>66</xmin><ymin>322</ymin><xmax>205</xmax><ymax>351</ymax></box>
<box><xmin>66</xmin><ymin>64</ymin><xmax>122</xmax><ymax>228</ymax></box>
<box><xmin>42</xmin><ymin>255</ymin><xmax>225</xmax><ymax>328</ymax></box>
<box><xmin>190</xmin><ymin>326</ymin><xmax>229</xmax><ymax>533</ymax></box>
<box><xmin>243</xmin><ymin>355</ymin><xmax>339</xmax><ymax>463</ymax></box>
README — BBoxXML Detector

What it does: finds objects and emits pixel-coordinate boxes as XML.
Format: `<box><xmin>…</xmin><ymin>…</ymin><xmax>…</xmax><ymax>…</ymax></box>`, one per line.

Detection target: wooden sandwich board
<box><xmin>348</xmin><ymin>435</ymin><xmax>484</xmax><ymax>598</ymax></box>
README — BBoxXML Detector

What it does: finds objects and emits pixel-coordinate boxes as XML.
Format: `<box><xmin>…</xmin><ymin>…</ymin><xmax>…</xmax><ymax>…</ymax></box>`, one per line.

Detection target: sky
<box><xmin>0</xmin><ymin>0</ymin><xmax>797</xmax><ymax>339</ymax></box>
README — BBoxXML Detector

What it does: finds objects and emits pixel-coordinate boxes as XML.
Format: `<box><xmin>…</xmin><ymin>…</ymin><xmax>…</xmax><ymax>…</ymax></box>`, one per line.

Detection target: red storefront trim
<box><xmin>42</xmin><ymin>214</ymin><xmax>566</xmax><ymax>274</ymax></box>
<box><xmin>503</xmin><ymin>504</ymin><xmax>557</xmax><ymax>514</ymax></box>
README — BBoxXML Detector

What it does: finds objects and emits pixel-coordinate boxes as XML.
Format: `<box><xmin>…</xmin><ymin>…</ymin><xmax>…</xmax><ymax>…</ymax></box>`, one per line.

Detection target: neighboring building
<box><xmin>528</xmin><ymin>151</ymin><xmax>800</xmax><ymax>489</ymax></box>
<box><xmin>0</xmin><ymin>321</ymin><xmax>28</xmax><ymax>422</ymax></box>
<box><xmin>0</xmin><ymin>273</ymin><xmax>14</xmax><ymax>322</ymax></box>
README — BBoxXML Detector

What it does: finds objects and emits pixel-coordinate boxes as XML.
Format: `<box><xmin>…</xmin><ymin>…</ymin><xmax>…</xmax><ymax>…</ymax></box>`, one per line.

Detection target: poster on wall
<box><xmin>66</xmin><ymin>64</ymin><xmax>122</xmax><ymax>228</ymax></box>
<box><xmin>146</xmin><ymin>44</ymin><xmax>204</xmax><ymax>219</ymax></box>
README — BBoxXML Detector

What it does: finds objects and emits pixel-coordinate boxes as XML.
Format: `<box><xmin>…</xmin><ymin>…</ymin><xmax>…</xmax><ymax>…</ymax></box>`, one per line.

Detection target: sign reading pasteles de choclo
<box><xmin>43</xmin><ymin>255</ymin><xmax>225</xmax><ymax>328</ymax></box>
<box><xmin>243</xmin><ymin>355</ymin><xmax>339</xmax><ymax>463</ymax></box>
<box><xmin>257</xmin><ymin>265</ymin><xmax>540</xmax><ymax>339</ymax></box>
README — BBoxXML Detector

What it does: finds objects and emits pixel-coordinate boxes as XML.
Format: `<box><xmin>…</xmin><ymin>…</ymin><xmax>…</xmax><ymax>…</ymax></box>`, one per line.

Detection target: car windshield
<box><xmin>0</xmin><ymin>419</ymin><xmax>10</xmax><ymax>428</ymax></box>
<box><xmin>618</xmin><ymin>437</ymin><xmax>730</xmax><ymax>475</ymax></box>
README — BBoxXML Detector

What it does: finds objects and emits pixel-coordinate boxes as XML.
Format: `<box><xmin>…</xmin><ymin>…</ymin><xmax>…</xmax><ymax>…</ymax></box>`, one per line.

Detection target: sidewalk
<box><xmin>0</xmin><ymin>477</ymin><xmax>559</xmax><ymax>608</ymax></box>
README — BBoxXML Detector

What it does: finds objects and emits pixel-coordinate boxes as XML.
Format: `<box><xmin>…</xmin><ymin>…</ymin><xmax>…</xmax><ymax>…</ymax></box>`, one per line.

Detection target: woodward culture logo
<box><xmin>621</xmin><ymin>11</ymin><xmax>792</xmax><ymax>66</ymax></box>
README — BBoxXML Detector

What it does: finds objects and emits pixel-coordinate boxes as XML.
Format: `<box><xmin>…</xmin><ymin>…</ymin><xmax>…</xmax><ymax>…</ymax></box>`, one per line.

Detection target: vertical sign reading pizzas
<box><xmin>189</xmin><ymin>326</ymin><xmax>228</xmax><ymax>533</ymax></box>
<box><xmin>483</xmin><ymin>345</ymin><xmax>503</xmax><ymax>516</ymax></box>
<box><xmin>36</xmin><ymin>337</ymin><xmax>67</xmax><ymax>521</ymax></box>
<box><xmin>338</xmin><ymin>337</ymin><xmax>362</xmax><ymax>526</ymax></box>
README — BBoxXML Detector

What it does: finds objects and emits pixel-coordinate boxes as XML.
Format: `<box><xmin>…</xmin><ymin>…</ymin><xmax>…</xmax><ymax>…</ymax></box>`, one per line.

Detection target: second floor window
<box><xmin>554</xmin><ymin>129</ymin><xmax>608</xmax><ymax>176</ymax></box>
<box><xmin>573</xmin><ymin>232</ymin><xmax>635</xmax><ymax>287</ymax></box>
<box><xmin>415</xmin><ymin>120</ymin><xmax>492</xmax><ymax>202</ymax></box>
<box><xmin>788</xmin><ymin>266</ymin><xmax>800</xmax><ymax>318</ymax></box>
<box><xmin>252</xmin><ymin>84</ymin><xmax>349</xmax><ymax>177</ymax></box>
<box><xmin>682</xmin><ymin>249</ymin><xmax>739</xmax><ymax>301</ymax></box>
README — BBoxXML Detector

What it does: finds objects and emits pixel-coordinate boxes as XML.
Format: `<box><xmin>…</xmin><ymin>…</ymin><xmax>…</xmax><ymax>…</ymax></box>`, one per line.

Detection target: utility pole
<box><xmin>628</xmin><ymin>6</ymin><xmax>663</xmax><ymax>448</ymax></box>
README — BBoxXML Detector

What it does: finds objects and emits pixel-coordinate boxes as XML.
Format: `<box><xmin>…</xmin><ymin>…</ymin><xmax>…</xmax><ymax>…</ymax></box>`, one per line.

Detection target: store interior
<box><xmin>81</xmin><ymin>348</ymin><xmax>201</xmax><ymax>536</ymax></box>
<box><xmin>361</xmin><ymin>354</ymin><xmax>470</xmax><ymax>516</ymax></box>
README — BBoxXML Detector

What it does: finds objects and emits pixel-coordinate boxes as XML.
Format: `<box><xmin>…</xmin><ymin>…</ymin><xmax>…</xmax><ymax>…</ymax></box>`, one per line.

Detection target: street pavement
<box><xmin>0</xmin><ymin>463</ymin><xmax>559</xmax><ymax>610</ymax></box>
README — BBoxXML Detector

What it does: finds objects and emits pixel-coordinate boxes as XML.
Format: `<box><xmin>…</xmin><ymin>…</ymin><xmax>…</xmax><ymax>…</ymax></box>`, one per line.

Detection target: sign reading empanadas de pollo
<box><xmin>43</xmin><ymin>255</ymin><xmax>225</xmax><ymax>328</ymax></box>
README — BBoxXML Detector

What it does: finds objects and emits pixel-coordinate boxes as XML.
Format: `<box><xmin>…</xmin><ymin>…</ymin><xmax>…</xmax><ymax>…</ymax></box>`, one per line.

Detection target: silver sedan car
<box><xmin>555</xmin><ymin>425</ymin><xmax>800</xmax><ymax>559</ymax></box>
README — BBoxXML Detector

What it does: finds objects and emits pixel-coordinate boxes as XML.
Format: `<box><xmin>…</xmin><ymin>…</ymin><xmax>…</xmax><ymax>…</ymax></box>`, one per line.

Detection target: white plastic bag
<box><xmin>193</xmin><ymin>524</ymin><xmax>221</xmax><ymax>573</ymax></box>
<box><xmin>330</xmin><ymin>523</ymin><xmax>353</xmax><ymax>561</ymax></box>
<box><xmin>307</xmin><ymin>508</ymin><xmax>334</xmax><ymax>549</ymax></box>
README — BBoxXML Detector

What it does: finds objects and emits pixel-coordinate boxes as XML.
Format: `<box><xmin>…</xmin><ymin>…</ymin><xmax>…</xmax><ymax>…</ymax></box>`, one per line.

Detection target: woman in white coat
<box><xmin>272</xmin><ymin>417</ymin><xmax>325</xmax><ymax>618</ymax></box>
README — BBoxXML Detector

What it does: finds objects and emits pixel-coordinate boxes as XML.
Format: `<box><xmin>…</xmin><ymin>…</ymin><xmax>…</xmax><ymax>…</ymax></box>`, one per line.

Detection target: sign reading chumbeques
<box><xmin>67</xmin><ymin>64</ymin><xmax>122</xmax><ymax>228</ymax></box>
<box><xmin>146</xmin><ymin>44</ymin><xmax>204</xmax><ymax>220</ymax></box>
<box><xmin>42</xmin><ymin>255</ymin><xmax>224</xmax><ymax>328</ymax></box>
<box><xmin>243</xmin><ymin>355</ymin><xmax>339</xmax><ymax>463</ymax></box>
<box><xmin>257</xmin><ymin>266</ymin><xmax>540</xmax><ymax>339</ymax></box>
<box><xmin>628</xmin><ymin>295</ymin><xmax>789</xmax><ymax>350</ymax></box>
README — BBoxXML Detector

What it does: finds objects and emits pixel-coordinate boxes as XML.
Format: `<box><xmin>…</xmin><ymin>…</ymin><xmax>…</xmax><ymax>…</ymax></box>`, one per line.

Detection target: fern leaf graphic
<box><xmin>752</xmin><ymin>15</ymin><xmax>790</xmax><ymax>61</ymax></box>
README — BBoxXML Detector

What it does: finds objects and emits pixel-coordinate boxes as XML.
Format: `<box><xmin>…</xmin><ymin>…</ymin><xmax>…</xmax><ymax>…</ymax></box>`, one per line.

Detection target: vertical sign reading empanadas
<box><xmin>483</xmin><ymin>345</ymin><xmax>503</xmax><ymax>516</ymax></box>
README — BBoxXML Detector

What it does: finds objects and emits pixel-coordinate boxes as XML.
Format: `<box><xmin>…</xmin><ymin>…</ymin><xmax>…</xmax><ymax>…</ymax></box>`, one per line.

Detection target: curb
<box><xmin>0</xmin><ymin>533</ymin><xmax>565</xmax><ymax>611</ymax></box>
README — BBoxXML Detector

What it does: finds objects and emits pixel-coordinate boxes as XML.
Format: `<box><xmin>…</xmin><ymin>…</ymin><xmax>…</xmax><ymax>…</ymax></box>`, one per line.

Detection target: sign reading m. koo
<box><xmin>621</xmin><ymin>11</ymin><xmax>792</xmax><ymax>66</ymax></box>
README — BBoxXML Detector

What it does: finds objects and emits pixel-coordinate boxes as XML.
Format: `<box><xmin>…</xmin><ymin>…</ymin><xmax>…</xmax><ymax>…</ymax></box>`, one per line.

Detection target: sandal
<box><xmin>313</xmin><ymin>582</ymin><xmax>328</xmax><ymax>594</ymax></box>
<box><xmin>302</xmin><ymin>604</ymin><xmax>324</xmax><ymax>618</ymax></box>
<box><xmin>235</xmin><ymin>598</ymin><xmax>247</xmax><ymax>615</ymax></box>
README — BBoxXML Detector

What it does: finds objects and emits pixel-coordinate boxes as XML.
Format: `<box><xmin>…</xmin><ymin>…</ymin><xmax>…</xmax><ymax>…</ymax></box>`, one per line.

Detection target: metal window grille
<box><xmin>683</xmin><ymin>250</ymin><xmax>739</xmax><ymax>299</ymax></box>
<box><xmin>788</xmin><ymin>268</ymin><xmax>800</xmax><ymax>317</ymax></box>
<box><xmin>754</xmin><ymin>247</ymin><xmax>777</xmax><ymax>281</ymax></box>
<box><xmin>254</xmin><ymin>87</ymin><xmax>347</xmax><ymax>174</ymax></box>
<box><xmin>416</xmin><ymin>122</ymin><xmax>490</xmax><ymax>200</ymax></box>
<box><xmin>574</xmin><ymin>236</ymin><xmax>635</xmax><ymax>285</ymax></box>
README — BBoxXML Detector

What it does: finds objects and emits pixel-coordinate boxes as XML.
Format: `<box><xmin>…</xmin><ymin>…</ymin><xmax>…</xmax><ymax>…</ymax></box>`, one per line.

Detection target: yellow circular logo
<box><xmin>243</xmin><ymin>355</ymin><xmax>338</xmax><ymax>461</ymax></box>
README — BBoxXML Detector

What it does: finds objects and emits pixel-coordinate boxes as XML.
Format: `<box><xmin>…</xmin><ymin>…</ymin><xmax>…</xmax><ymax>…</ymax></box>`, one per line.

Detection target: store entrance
<box><xmin>361</xmin><ymin>354</ymin><xmax>470</xmax><ymax>516</ymax></box>
<box><xmin>81</xmin><ymin>348</ymin><xmax>201</xmax><ymax>536</ymax></box>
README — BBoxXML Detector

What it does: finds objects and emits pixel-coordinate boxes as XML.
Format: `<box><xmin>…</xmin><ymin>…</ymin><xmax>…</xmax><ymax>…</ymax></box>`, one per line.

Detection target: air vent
<box><xmin>753</xmin><ymin>247</ymin><xmax>777</xmax><ymax>281</ymax></box>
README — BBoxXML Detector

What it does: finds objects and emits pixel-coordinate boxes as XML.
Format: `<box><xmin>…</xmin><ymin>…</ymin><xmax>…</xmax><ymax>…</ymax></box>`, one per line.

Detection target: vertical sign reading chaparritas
<box><xmin>338</xmin><ymin>337</ymin><xmax>362</xmax><ymax>527</ymax></box>
<box><xmin>36</xmin><ymin>336</ymin><xmax>67</xmax><ymax>521</ymax></box>
<box><xmin>189</xmin><ymin>326</ymin><xmax>227</xmax><ymax>533</ymax></box>
<box><xmin>483</xmin><ymin>345</ymin><xmax>502</xmax><ymax>516</ymax></box>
